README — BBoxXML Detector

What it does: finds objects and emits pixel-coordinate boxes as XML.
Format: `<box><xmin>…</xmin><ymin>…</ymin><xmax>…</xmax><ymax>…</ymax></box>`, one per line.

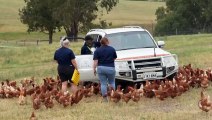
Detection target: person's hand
<box><xmin>94</xmin><ymin>69</ymin><xmax>97</xmax><ymax>76</ymax></box>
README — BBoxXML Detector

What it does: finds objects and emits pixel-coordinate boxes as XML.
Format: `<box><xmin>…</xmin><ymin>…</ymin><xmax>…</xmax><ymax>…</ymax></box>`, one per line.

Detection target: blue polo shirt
<box><xmin>93</xmin><ymin>45</ymin><xmax>117</xmax><ymax>67</ymax></box>
<box><xmin>54</xmin><ymin>47</ymin><xmax>75</xmax><ymax>66</ymax></box>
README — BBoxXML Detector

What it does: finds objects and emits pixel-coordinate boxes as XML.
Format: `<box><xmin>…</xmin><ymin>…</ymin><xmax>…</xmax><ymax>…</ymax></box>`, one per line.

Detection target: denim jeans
<box><xmin>97</xmin><ymin>66</ymin><xmax>116</xmax><ymax>97</ymax></box>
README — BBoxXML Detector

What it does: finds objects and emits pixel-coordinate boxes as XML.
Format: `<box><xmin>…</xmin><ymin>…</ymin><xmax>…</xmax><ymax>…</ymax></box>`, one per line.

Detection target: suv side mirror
<box><xmin>157</xmin><ymin>41</ymin><xmax>165</xmax><ymax>48</ymax></box>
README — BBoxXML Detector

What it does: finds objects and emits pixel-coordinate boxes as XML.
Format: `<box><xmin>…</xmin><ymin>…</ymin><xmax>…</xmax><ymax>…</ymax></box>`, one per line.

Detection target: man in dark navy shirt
<box><xmin>54</xmin><ymin>37</ymin><xmax>78</xmax><ymax>93</ymax></box>
<box><xmin>81</xmin><ymin>35</ymin><xmax>94</xmax><ymax>55</ymax></box>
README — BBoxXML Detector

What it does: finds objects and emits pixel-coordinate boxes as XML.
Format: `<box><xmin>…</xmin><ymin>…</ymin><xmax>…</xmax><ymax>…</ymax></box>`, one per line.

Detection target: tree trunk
<box><xmin>48</xmin><ymin>30</ymin><xmax>53</xmax><ymax>44</ymax></box>
<box><xmin>64</xmin><ymin>21</ymin><xmax>78</xmax><ymax>42</ymax></box>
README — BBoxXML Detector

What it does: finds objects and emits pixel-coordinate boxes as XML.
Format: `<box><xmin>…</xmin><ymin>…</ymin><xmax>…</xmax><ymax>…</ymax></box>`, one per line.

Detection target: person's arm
<box><xmin>93</xmin><ymin>60</ymin><xmax>98</xmax><ymax>76</ymax></box>
<box><xmin>113</xmin><ymin>48</ymin><xmax>117</xmax><ymax>60</ymax></box>
<box><xmin>53</xmin><ymin>51</ymin><xmax>58</xmax><ymax>63</ymax></box>
<box><xmin>71</xmin><ymin>59</ymin><xmax>78</xmax><ymax>70</ymax></box>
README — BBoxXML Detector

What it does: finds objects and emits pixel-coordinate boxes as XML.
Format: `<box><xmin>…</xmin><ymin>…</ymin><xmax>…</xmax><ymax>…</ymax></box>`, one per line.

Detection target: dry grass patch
<box><xmin>0</xmin><ymin>87</ymin><xmax>212</xmax><ymax>120</ymax></box>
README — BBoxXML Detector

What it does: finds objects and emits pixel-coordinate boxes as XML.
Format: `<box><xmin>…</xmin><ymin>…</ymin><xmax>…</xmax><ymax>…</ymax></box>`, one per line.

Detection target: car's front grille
<box><xmin>127</xmin><ymin>58</ymin><xmax>162</xmax><ymax>70</ymax></box>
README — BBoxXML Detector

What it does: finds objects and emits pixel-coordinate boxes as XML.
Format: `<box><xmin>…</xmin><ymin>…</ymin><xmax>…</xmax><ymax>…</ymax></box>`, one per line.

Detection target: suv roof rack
<box><xmin>89</xmin><ymin>29</ymin><xmax>104</xmax><ymax>32</ymax></box>
<box><xmin>123</xmin><ymin>26</ymin><xmax>142</xmax><ymax>28</ymax></box>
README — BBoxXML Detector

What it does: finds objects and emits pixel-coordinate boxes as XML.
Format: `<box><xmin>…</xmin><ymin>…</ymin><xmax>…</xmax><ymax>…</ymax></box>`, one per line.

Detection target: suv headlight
<box><xmin>161</xmin><ymin>55</ymin><xmax>178</xmax><ymax>67</ymax></box>
<box><xmin>162</xmin><ymin>55</ymin><xmax>178</xmax><ymax>74</ymax></box>
<box><xmin>115</xmin><ymin>61</ymin><xmax>130</xmax><ymax>70</ymax></box>
<box><xmin>115</xmin><ymin>61</ymin><xmax>131</xmax><ymax>77</ymax></box>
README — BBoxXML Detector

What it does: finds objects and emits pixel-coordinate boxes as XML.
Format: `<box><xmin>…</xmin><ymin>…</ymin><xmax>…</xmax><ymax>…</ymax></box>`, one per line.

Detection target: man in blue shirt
<box><xmin>81</xmin><ymin>35</ymin><xmax>94</xmax><ymax>55</ymax></box>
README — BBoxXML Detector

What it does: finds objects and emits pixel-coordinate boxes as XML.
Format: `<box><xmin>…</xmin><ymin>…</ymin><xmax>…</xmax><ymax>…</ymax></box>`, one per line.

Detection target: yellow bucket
<box><xmin>71</xmin><ymin>69</ymin><xmax>80</xmax><ymax>85</ymax></box>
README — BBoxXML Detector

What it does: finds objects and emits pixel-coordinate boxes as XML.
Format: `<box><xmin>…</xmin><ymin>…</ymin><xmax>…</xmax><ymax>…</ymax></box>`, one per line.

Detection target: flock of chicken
<box><xmin>0</xmin><ymin>64</ymin><xmax>212</xmax><ymax>119</ymax></box>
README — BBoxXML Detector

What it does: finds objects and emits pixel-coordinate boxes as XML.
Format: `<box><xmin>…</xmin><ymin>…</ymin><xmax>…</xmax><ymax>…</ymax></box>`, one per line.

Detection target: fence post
<box><xmin>37</xmin><ymin>40</ymin><xmax>39</xmax><ymax>46</ymax></box>
<box><xmin>152</xmin><ymin>21</ymin><xmax>154</xmax><ymax>34</ymax></box>
<box><xmin>24</xmin><ymin>40</ymin><xmax>25</xmax><ymax>46</ymax></box>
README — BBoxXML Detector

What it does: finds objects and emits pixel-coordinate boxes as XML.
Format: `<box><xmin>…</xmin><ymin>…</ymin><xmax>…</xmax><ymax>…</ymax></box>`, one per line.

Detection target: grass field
<box><xmin>0</xmin><ymin>0</ymin><xmax>26</xmax><ymax>32</ymax></box>
<box><xmin>0</xmin><ymin>34</ymin><xmax>212</xmax><ymax>120</ymax></box>
<box><xmin>1</xmin><ymin>0</ymin><xmax>212</xmax><ymax>120</ymax></box>
<box><xmin>98</xmin><ymin>0</ymin><xmax>165</xmax><ymax>26</ymax></box>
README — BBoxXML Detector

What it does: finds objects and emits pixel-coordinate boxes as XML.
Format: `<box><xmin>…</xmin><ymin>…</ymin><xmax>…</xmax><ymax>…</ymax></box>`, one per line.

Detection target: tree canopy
<box><xmin>19</xmin><ymin>0</ymin><xmax>119</xmax><ymax>43</ymax></box>
<box><xmin>53</xmin><ymin>0</ymin><xmax>119</xmax><ymax>38</ymax></box>
<box><xmin>154</xmin><ymin>0</ymin><xmax>212</xmax><ymax>36</ymax></box>
<box><xmin>19</xmin><ymin>0</ymin><xmax>61</xmax><ymax>44</ymax></box>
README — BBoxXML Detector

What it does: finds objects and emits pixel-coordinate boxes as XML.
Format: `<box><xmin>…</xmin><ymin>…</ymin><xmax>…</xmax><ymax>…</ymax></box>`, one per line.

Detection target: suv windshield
<box><xmin>105</xmin><ymin>31</ymin><xmax>157</xmax><ymax>50</ymax></box>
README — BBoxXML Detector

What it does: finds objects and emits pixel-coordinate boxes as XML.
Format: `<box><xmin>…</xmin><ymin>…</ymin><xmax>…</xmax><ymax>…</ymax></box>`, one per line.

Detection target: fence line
<box><xmin>0</xmin><ymin>39</ymin><xmax>83</xmax><ymax>46</ymax></box>
<box><xmin>16</xmin><ymin>40</ymin><xmax>50</xmax><ymax>46</ymax></box>
<box><xmin>0</xmin><ymin>39</ymin><xmax>50</xmax><ymax>46</ymax></box>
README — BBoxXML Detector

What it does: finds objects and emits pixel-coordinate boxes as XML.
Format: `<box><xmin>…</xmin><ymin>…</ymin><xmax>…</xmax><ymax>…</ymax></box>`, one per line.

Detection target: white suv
<box><xmin>75</xmin><ymin>26</ymin><xmax>178</xmax><ymax>83</ymax></box>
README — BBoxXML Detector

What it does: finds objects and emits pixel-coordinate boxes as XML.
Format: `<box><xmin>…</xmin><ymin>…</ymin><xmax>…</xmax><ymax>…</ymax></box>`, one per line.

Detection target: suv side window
<box><xmin>88</xmin><ymin>34</ymin><xmax>101</xmax><ymax>48</ymax></box>
<box><xmin>88</xmin><ymin>34</ymin><xmax>102</xmax><ymax>42</ymax></box>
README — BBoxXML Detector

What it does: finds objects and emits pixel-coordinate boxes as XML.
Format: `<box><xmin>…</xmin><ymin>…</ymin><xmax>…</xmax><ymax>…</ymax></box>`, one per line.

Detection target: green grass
<box><xmin>0</xmin><ymin>41</ymin><xmax>83</xmax><ymax>80</ymax></box>
<box><xmin>0</xmin><ymin>31</ymin><xmax>212</xmax><ymax>120</ymax></box>
<box><xmin>0</xmin><ymin>34</ymin><xmax>211</xmax><ymax>80</ymax></box>
<box><xmin>0</xmin><ymin>86</ymin><xmax>212</xmax><ymax>120</ymax></box>
<box><xmin>0</xmin><ymin>0</ymin><xmax>212</xmax><ymax>120</ymax></box>
<box><xmin>0</xmin><ymin>0</ymin><xmax>26</xmax><ymax>32</ymax></box>
<box><xmin>98</xmin><ymin>0</ymin><xmax>165</xmax><ymax>25</ymax></box>
<box><xmin>159</xmin><ymin>34</ymin><xmax>212</xmax><ymax>69</ymax></box>
<box><xmin>0</xmin><ymin>32</ymin><xmax>65</xmax><ymax>41</ymax></box>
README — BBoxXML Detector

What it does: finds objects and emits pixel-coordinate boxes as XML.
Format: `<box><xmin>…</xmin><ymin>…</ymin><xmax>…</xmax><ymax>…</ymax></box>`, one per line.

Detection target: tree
<box><xmin>155</xmin><ymin>6</ymin><xmax>166</xmax><ymax>20</ymax></box>
<box><xmin>154</xmin><ymin>0</ymin><xmax>212</xmax><ymax>35</ymax></box>
<box><xmin>53</xmin><ymin>0</ymin><xmax>119</xmax><ymax>38</ymax></box>
<box><xmin>19</xmin><ymin>0</ymin><xmax>61</xmax><ymax>44</ymax></box>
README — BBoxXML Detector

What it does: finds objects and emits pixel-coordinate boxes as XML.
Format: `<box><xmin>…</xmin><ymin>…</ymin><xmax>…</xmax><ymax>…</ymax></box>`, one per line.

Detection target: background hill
<box><xmin>0</xmin><ymin>0</ymin><xmax>26</xmax><ymax>32</ymax></box>
<box><xmin>0</xmin><ymin>0</ymin><xmax>165</xmax><ymax>33</ymax></box>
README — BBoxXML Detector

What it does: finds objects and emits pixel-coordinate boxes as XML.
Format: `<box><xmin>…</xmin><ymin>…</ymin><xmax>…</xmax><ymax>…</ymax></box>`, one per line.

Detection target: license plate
<box><xmin>143</xmin><ymin>72</ymin><xmax>157</xmax><ymax>79</ymax></box>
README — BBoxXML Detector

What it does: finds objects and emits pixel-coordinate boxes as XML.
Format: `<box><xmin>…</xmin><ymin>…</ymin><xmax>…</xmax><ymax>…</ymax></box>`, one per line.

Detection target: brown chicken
<box><xmin>206</xmin><ymin>69</ymin><xmax>212</xmax><ymax>81</ymax></box>
<box><xmin>26</xmin><ymin>84</ymin><xmax>36</xmax><ymax>96</ymax></box>
<box><xmin>4</xmin><ymin>89</ymin><xmax>15</xmax><ymax>98</ymax></box>
<box><xmin>18</xmin><ymin>87</ymin><xmax>27</xmax><ymax>105</ymax></box>
<box><xmin>30</xmin><ymin>111</ymin><xmax>37</xmax><ymax>120</ymax></box>
<box><xmin>110</xmin><ymin>90</ymin><xmax>122</xmax><ymax>103</ymax></box>
<box><xmin>5</xmin><ymin>80</ymin><xmax>17</xmax><ymax>88</ymax></box>
<box><xmin>55</xmin><ymin>91</ymin><xmax>63</xmax><ymax>103</ymax></box>
<box><xmin>83</xmin><ymin>86</ymin><xmax>93</xmax><ymax>98</ymax></box>
<box><xmin>143</xmin><ymin>80</ymin><xmax>155</xmax><ymax>98</ymax></box>
<box><xmin>58</xmin><ymin>92</ymin><xmax>72</xmax><ymax>107</ymax></box>
<box><xmin>152</xmin><ymin>85</ymin><xmax>168</xmax><ymax>100</ymax></box>
<box><xmin>168</xmin><ymin>85</ymin><xmax>178</xmax><ymax>98</ymax></box>
<box><xmin>59</xmin><ymin>95</ymin><xmax>67</xmax><ymax>106</ymax></box>
<box><xmin>198</xmin><ymin>90</ymin><xmax>212</xmax><ymax>112</ymax></box>
<box><xmin>200</xmin><ymin>75</ymin><xmax>209</xmax><ymax>89</ymax></box>
<box><xmin>33</xmin><ymin>95</ymin><xmax>41</xmax><ymax>110</ymax></box>
<box><xmin>71</xmin><ymin>89</ymin><xmax>84</xmax><ymax>105</ymax></box>
<box><xmin>137</xmin><ymin>83</ymin><xmax>144</xmax><ymax>97</ymax></box>
<box><xmin>122</xmin><ymin>91</ymin><xmax>131</xmax><ymax>103</ymax></box>
<box><xmin>131</xmin><ymin>90</ymin><xmax>141</xmax><ymax>103</ymax></box>
<box><xmin>92</xmin><ymin>83</ymin><xmax>100</xmax><ymax>95</ymax></box>
<box><xmin>44</xmin><ymin>96</ymin><xmax>54</xmax><ymax>109</ymax></box>
<box><xmin>0</xmin><ymin>88</ymin><xmax>6</xmax><ymax>98</ymax></box>
<box><xmin>116</xmin><ymin>85</ymin><xmax>124</xmax><ymax>96</ymax></box>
